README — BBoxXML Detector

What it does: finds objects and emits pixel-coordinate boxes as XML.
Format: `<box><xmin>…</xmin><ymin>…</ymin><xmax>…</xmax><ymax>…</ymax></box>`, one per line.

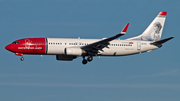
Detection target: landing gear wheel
<box><xmin>82</xmin><ymin>59</ymin><xmax>87</xmax><ymax>65</ymax></box>
<box><xmin>20</xmin><ymin>57</ymin><xmax>24</xmax><ymax>61</ymax></box>
<box><xmin>87</xmin><ymin>56</ymin><xmax>93</xmax><ymax>62</ymax></box>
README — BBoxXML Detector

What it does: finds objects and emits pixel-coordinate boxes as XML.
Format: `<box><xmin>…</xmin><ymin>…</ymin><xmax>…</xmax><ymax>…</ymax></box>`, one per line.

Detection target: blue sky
<box><xmin>1</xmin><ymin>0</ymin><xmax>180</xmax><ymax>101</ymax></box>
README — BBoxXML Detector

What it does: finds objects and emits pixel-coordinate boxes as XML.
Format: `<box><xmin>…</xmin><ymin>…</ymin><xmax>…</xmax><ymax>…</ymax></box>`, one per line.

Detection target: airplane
<box><xmin>5</xmin><ymin>11</ymin><xmax>174</xmax><ymax>64</ymax></box>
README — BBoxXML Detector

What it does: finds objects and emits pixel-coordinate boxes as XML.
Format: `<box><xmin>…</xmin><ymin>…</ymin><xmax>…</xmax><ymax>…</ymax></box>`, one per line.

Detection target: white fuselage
<box><xmin>46</xmin><ymin>38</ymin><xmax>159</xmax><ymax>56</ymax></box>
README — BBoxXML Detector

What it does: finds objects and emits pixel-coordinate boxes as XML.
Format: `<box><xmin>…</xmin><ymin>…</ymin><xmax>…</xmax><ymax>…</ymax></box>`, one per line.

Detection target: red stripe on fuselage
<box><xmin>6</xmin><ymin>38</ymin><xmax>47</xmax><ymax>54</ymax></box>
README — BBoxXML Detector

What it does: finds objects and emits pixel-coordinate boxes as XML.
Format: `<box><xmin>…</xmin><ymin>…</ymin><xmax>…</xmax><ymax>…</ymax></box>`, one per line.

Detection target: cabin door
<box><xmin>137</xmin><ymin>42</ymin><xmax>141</xmax><ymax>50</ymax></box>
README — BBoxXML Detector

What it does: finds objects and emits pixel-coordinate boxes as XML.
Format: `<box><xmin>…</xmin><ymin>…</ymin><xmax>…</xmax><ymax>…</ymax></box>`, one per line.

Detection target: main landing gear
<box><xmin>82</xmin><ymin>56</ymin><xmax>93</xmax><ymax>65</ymax></box>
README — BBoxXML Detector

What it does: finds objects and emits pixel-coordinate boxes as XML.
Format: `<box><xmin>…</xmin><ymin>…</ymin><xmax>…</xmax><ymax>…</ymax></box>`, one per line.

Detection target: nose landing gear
<box><xmin>15</xmin><ymin>53</ymin><xmax>24</xmax><ymax>61</ymax></box>
<box><xmin>20</xmin><ymin>56</ymin><xmax>24</xmax><ymax>61</ymax></box>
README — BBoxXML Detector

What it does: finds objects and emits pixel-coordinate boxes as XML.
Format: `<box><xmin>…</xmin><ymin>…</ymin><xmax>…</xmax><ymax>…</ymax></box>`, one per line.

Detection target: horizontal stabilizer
<box><xmin>150</xmin><ymin>37</ymin><xmax>174</xmax><ymax>45</ymax></box>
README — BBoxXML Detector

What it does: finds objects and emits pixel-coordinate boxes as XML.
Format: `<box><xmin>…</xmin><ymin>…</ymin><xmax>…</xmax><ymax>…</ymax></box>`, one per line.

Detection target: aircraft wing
<box><xmin>81</xmin><ymin>23</ymin><xmax>129</xmax><ymax>55</ymax></box>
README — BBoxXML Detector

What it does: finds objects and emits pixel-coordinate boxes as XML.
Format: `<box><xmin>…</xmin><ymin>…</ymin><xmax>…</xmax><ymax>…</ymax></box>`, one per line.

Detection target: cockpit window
<box><xmin>12</xmin><ymin>42</ymin><xmax>19</xmax><ymax>44</ymax></box>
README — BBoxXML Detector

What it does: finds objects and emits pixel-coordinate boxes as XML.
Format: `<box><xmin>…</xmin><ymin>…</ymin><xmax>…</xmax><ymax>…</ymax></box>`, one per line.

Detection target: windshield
<box><xmin>12</xmin><ymin>42</ymin><xmax>19</xmax><ymax>44</ymax></box>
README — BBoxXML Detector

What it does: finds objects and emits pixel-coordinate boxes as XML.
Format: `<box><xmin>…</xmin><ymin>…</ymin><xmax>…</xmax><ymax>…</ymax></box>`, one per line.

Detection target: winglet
<box><xmin>121</xmin><ymin>23</ymin><xmax>129</xmax><ymax>34</ymax></box>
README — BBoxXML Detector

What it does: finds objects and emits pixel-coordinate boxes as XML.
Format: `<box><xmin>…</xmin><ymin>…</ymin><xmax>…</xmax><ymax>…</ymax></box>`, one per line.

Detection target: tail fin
<box><xmin>127</xmin><ymin>11</ymin><xmax>167</xmax><ymax>41</ymax></box>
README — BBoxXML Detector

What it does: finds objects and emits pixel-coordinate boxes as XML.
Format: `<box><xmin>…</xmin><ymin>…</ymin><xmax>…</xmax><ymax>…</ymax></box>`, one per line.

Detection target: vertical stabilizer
<box><xmin>127</xmin><ymin>11</ymin><xmax>167</xmax><ymax>41</ymax></box>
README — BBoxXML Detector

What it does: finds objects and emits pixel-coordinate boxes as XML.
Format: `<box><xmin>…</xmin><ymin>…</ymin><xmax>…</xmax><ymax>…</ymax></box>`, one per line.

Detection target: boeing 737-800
<box><xmin>5</xmin><ymin>11</ymin><xmax>174</xmax><ymax>64</ymax></box>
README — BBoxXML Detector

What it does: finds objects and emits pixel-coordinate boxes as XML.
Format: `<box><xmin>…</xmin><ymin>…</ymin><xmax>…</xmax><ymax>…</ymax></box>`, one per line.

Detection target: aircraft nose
<box><xmin>5</xmin><ymin>44</ymin><xmax>12</xmax><ymax>51</ymax></box>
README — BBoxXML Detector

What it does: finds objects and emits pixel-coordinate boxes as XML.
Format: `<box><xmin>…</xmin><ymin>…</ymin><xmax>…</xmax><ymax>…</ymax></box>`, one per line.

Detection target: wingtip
<box><xmin>121</xmin><ymin>23</ymin><xmax>129</xmax><ymax>34</ymax></box>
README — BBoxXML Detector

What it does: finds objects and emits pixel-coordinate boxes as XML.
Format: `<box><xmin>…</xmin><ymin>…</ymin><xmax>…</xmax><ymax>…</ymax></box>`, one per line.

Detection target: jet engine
<box><xmin>64</xmin><ymin>47</ymin><xmax>83</xmax><ymax>56</ymax></box>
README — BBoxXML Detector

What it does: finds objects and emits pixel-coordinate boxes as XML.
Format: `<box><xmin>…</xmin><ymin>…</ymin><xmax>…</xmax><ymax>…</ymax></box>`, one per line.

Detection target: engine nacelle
<box><xmin>56</xmin><ymin>55</ymin><xmax>76</xmax><ymax>61</ymax></box>
<box><xmin>64</xmin><ymin>47</ymin><xmax>83</xmax><ymax>56</ymax></box>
